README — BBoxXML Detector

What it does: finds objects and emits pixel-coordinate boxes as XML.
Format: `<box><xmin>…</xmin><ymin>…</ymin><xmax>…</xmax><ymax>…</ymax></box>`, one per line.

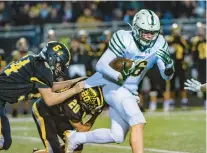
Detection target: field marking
<box><xmin>8</xmin><ymin>110</ymin><xmax>205</xmax><ymax>123</ymax></box>
<box><xmin>13</xmin><ymin>135</ymin><xmax>190</xmax><ymax>153</ymax></box>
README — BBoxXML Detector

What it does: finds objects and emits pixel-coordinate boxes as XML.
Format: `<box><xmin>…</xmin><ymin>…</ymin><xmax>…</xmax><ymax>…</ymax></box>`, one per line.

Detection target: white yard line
<box><xmin>13</xmin><ymin>136</ymin><xmax>190</xmax><ymax>153</ymax></box>
<box><xmin>9</xmin><ymin>110</ymin><xmax>205</xmax><ymax>123</ymax></box>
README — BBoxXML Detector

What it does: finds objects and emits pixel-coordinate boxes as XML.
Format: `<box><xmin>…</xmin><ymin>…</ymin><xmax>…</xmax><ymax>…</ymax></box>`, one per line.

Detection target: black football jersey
<box><xmin>36</xmin><ymin>86</ymin><xmax>104</xmax><ymax>123</ymax></box>
<box><xmin>167</xmin><ymin>35</ymin><xmax>189</xmax><ymax>61</ymax></box>
<box><xmin>0</xmin><ymin>54</ymin><xmax>53</xmax><ymax>103</ymax></box>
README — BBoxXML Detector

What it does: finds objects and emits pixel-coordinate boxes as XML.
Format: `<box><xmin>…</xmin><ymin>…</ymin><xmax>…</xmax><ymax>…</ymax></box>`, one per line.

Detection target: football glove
<box><xmin>156</xmin><ymin>49</ymin><xmax>173</xmax><ymax>65</ymax></box>
<box><xmin>156</xmin><ymin>49</ymin><xmax>174</xmax><ymax>76</ymax></box>
<box><xmin>184</xmin><ymin>79</ymin><xmax>201</xmax><ymax>92</ymax></box>
<box><xmin>121</xmin><ymin>61</ymin><xmax>136</xmax><ymax>81</ymax></box>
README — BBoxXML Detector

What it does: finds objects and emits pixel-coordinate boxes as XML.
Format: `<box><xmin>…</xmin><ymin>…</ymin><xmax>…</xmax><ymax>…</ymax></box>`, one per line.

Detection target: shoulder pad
<box><xmin>156</xmin><ymin>35</ymin><xmax>169</xmax><ymax>51</ymax></box>
<box><xmin>108</xmin><ymin>30</ymin><xmax>130</xmax><ymax>57</ymax></box>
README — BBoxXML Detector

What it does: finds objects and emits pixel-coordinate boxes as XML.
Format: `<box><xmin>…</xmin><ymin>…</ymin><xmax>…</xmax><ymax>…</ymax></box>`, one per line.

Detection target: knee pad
<box><xmin>110</xmin><ymin>130</ymin><xmax>125</xmax><ymax>144</ymax></box>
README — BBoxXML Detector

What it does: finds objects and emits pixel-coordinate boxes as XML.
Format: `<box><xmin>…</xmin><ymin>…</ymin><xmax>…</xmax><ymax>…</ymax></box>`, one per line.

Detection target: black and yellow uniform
<box><xmin>191</xmin><ymin>36</ymin><xmax>206</xmax><ymax>84</ymax></box>
<box><xmin>32</xmin><ymin>86</ymin><xmax>104</xmax><ymax>153</ymax></box>
<box><xmin>0</xmin><ymin>55</ymin><xmax>53</xmax><ymax>103</ymax></box>
<box><xmin>166</xmin><ymin>35</ymin><xmax>189</xmax><ymax>91</ymax></box>
<box><xmin>0</xmin><ymin>41</ymin><xmax>71</xmax><ymax>150</ymax></box>
<box><xmin>0</xmin><ymin>55</ymin><xmax>53</xmax><ymax>150</ymax></box>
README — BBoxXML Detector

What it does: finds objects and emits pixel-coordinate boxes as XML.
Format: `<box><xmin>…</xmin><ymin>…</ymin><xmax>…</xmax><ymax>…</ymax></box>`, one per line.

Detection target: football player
<box><xmin>32</xmin><ymin>86</ymin><xmax>104</xmax><ymax>153</ymax></box>
<box><xmin>65</xmin><ymin>9</ymin><xmax>174</xmax><ymax>153</ymax></box>
<box><xmin>190</xmin><ymin>22</ymin><xmax>206</xmax><ymax>108</ymax></box>
<box><xmin>0</xmin><ymin>41</ymin><xmax>85</xmax><ymax>151</ymax></box>
<box><xmin>165</xmin><ymin>24</ymin><xmax>190</xmax><ymax>110</ymax></box>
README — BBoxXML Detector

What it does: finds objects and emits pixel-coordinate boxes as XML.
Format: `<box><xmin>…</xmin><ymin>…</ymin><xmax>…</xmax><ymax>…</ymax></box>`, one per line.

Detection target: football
<box><xmin>109</xmin><ymin>58</ymin><xmax>133</xmax><ymax>72</ymax></box>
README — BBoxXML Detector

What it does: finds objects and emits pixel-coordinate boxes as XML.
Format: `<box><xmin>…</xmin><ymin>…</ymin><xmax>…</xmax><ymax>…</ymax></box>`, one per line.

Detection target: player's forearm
<box><xmin>77</xmin><ymin>124</ymin><xmax>92</xmax><ymax>132</ymax></box>
<box><xmin>70</xmin><ymin>121</ymin><xmax>91</xmax><ymax>132</ymax></box>
<box><xmin>200</xmin><ymin>83</ymin><xmax>207</xmax><ymax>92</ymax></box>
<box><xmin>45</xmin><ymin>88</ymin><xmax>78</xmax><ymax>106</ymax></box>
<box><xmin>39</xmin><ymin>85</ymin><xmax>83</xmax><ymax>106</ymax></box>
<box><xmin>52</xmin><ymin>77</ymin><xmax>86</xmax><ymax>91</ymax></box>
<box><xmin>96</xmin><ymin>49</ymin><xmax>121</xmax><ymax>81</ymax></box>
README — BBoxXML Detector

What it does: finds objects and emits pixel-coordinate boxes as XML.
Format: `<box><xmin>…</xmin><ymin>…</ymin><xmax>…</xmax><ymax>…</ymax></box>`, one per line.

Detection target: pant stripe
<box><xmin>32</xmin><ymin>103</ymin><xmax>49</xmax><ymax>152</ymax></box>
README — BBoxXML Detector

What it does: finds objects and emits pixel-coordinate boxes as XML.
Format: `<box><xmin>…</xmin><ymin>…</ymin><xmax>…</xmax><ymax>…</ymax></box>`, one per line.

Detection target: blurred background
<box><xmin>0</xmin><ymin>1</ymin><xmax>206</xmax><ymax>116</ymax></box>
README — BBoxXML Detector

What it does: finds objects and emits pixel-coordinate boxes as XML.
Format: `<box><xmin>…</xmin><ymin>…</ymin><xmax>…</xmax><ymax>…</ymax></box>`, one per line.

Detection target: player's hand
<box><xmin>156</xmin><ymin>49</ymin><xmax>173</xmax><ymax>65</ymax></box>
<box><xmin>74</xmin><ymin>81</ymin><xmax>85</xmax><ymax>93</ymax></box>
<box><xmin>184</xmin><ymin>79</ymin><xmax>201</xmax><ymax>92</ymax></box>
<box><xmin>120</xmin><ymin>61</ymin><xmax>135</xmax><ymax>81</ymax></box>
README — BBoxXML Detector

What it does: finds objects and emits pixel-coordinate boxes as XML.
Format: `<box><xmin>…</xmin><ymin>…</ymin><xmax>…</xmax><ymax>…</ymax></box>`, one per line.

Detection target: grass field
<box><xmin>5</xmin><ymin>109</ymin><xmax>206</xmax><ymax>153</ymax></box>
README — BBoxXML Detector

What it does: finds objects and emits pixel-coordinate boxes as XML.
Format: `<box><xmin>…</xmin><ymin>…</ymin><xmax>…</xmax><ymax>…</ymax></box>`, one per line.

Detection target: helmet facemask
<box><xmin>53</xmin><ymin>57</ymin><xmax>70</xmax><ymax>80</ymax></box>
<box><xmin>132</xmin><ymin>24</ymin><xmax>160</xmax><ymax>48</ymax></box>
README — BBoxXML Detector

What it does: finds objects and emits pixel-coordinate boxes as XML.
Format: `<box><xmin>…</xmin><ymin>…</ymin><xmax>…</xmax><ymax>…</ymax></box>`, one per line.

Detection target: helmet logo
<box><xmin>53</xmin><ymin>44</ymin><xmax>62</xmax><ymax>51</ymax></box>
<box><xmin>53</xmin><ymin>44</ymin><xmax>63</xmax><ymax>55</ymax></box>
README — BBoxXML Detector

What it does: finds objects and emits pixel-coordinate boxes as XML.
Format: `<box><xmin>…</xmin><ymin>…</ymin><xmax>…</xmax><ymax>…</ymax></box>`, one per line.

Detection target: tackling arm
<box><xmin>38</xmin><ymin>81</ymin><xmax>84</xmax><ymax>106</ymax></box>
<box><xmin>70</xmin><ymin>114</ymin><xmax>99</xmax><ymax>132</ymax></box>
<box><xmin>52</xmin><ymin>76</ymin><xmax>87</xmax><ymax>91</ymax></box>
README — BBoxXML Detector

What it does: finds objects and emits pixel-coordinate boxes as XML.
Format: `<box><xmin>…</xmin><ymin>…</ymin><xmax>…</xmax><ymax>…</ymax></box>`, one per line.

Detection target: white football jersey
<box><xmin>85</xmin><ymin>30</ymin><xmax>171</xmax><ymax>94</ymax></box>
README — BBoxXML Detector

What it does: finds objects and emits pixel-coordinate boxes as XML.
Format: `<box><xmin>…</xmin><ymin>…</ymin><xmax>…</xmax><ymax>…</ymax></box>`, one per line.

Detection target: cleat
<box><xmin>64</xmin><ymin>130</ymin><xmax>78</xmax><ymax>153</ymax></box>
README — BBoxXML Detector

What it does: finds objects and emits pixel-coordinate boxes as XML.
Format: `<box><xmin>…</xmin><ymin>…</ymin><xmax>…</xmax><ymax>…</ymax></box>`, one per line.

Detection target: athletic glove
<box><xmin>156</xmin><ymin>49</ymin><xmax>175</xmax><ymax>76</ymax></box>
<box><xmin>184</xmin><ymin>79</ymin><xmax>201</xmax><ymax>92</ymax></box>
<box><xmin>120</xmin><ymin>61</ymin><xmax>136</xmax><ymax>81</ymax></box>
<box><xmin>156</xmin><ymin>49</ymin><xmax>173</xmax><ymax>65</ymax></box>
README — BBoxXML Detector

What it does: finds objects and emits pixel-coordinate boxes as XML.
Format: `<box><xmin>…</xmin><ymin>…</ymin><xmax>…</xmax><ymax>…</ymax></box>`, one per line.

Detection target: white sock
<box><xmin>149</xmin><ymin>101</ymin><xmax>157</xmax><ymax>111</ymax></box>
<box><xmin>181</xmin><ymin>98</ymin><xmax>188</xmax><ymax>104</ymax></box>
<box><xmin>75</xmin><ymin>128</ymin><xmax>114</xmax><ymax>144</ymax></box>
<box><xmin>163</xmin><ymin>100</ymin><xmax>170</xmax><ymax>112</ymax></box>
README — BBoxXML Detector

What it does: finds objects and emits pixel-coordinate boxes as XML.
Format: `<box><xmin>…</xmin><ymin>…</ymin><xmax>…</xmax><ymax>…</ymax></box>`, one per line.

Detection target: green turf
<box><xmin>5</xmin><ymin>109</ymin><xmax>206</xmax><ymax>153</ymax></box>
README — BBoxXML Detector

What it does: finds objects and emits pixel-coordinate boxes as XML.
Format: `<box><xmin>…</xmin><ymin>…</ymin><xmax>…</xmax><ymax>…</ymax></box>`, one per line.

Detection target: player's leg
<box><xmin>11</xmin><ymin>102</ymin><xmax>18</xmax><ymax>117</ymax></box>
<box><xmin>0</xmin><ymin>103</ymin><xmax>12</xmax><ymax>151</ymax></box>
<box><xmin>103</xmin><ymin>85</ymin><xmax>146</xmax><ymax>153</ymax></box>
<box><xmin>179</xmin><ymin>68</ymin><xmax>188</xmax><ymax>110</ymax></box>
<box><xmin>163</xmin><ymin>80</ymin><xmax>171</xmax><ymax>112</ymax></box>
<box><xmin>23</xmin><ymin>99</ymin><xmax>29</xmax><ymax>115</ymax></box>
<box><xmin>32</xmin><ymin>103</ymin><xmax>61</xmax><ymax>153</ymax></box>
<box><xmin>64</xmin><ymin>106</ymin><xmax>130</xmax><ymax>153</ymax></box>
<box><xmin>149</xmin><ymin>91</ymin><xmax>158</xmax><ymax>111</ymax></box>
<box><xmin>169</xmin><ymin>73</ymin><xmax>176</xmax><ymax>110</ymax></box>
<box><xmin>55</xmin><ymin>116</ymin><xmax>83</xmax><ymax>153</ymax></box>
<box><xmin>138</xmin><ymin>81</ymin><xmax>145</xmax><ymax>112</ymax></box>
<box><xmin>71</xmin><ymin>106</ymin><xmax>129</xmax><ymax>143</ymax></box>
<box><xmin>198</xmin><ymin>59</ymin><xmax>206</xmax><ymax>108</ymax></box>
<box><xmin>148</xmin><ymin>68</ymin><xmax>158</xmax><ymax>112</ymax></box>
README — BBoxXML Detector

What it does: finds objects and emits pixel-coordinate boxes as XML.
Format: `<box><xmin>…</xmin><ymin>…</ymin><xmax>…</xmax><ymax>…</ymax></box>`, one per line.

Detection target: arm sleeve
<box><xmin>96</xmin><ymin>49</ymin><xmax>121</xmax><ymax>81</ymax></box>
<box><xmin>157</xmin><ymin>58</ymin><xmax>174</xmax><ymax>80</ymax></box>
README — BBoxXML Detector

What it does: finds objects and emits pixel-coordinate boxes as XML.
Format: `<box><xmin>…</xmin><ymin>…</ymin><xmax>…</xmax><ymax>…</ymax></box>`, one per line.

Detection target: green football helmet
<box><xmin>132</xmin><ymin>9</ymin><xmax>160</xmax><ymax>49</ymax></box>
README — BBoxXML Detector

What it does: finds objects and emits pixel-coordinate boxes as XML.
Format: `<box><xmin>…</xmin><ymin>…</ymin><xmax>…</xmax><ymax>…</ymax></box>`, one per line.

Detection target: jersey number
<box><xmin>81</xmin><ymin>90</ymin><xmax>92</xmax><ymax>103</ymax></box>
<box><xmin>53</xmin><ymin>45</ymin><xmax>63</xmax><ymax>56</ymax></box>
<box><xmin>5</xmin><ymin>58</ymin><xmax>30</xmax><ymax>76</ymax></box>
<box><xmin>131</xmin><ymin>61</ymin><xmax>148</xmax><ymax>76</ymax></box>
<box><xmin>68</xmin><ymin>99</ymin><xmax>80</xmax><ymax>113</ymax></box>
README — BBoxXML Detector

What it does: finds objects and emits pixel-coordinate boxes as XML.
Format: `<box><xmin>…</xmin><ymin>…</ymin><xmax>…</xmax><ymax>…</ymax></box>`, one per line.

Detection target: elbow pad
<box><xmin>164</xmin><ymin>65</ymin><xmax>175</xmax><ymax>76</ymax></box>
